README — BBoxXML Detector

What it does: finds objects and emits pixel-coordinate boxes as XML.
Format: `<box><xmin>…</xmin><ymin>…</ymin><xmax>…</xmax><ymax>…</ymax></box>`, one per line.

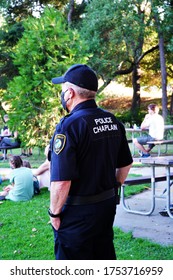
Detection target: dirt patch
<box><xmin>99</xmin><ymin>96</ymin><xmax>162</xmax><ymax>111</ymax></box>
<box><xmin>99</xmin><ymin>96</ymin><xmax>132</xmax><ymax>110</ymax></box>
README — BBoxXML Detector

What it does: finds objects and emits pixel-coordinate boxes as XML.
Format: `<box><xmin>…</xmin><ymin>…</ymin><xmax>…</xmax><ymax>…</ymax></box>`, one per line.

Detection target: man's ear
<box><xmin>68</xmin><ymin>88</ymin><xmax>75</xmax><ymax>98</ymax></box>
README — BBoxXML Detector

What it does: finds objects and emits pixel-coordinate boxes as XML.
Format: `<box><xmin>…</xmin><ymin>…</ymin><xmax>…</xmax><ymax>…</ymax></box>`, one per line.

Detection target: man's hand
<box><xmin>51</xmin><ymin>217</ymin><xmax>61</xmax><ymax>231</ymax></box>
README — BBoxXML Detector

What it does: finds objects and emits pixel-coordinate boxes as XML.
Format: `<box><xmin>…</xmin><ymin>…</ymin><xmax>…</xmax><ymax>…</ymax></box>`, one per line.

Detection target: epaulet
<box><xmin>58</xmin><ymin>113</ymin><xmax>72</xmax><ymax>128</ymax></box>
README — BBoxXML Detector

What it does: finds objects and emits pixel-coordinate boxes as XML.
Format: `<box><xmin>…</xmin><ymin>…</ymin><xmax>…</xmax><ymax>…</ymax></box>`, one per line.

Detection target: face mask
<box><xmin>61</xmin><ymin>90</ymin><xmax>70</xmax><ymax>112</ymax></box>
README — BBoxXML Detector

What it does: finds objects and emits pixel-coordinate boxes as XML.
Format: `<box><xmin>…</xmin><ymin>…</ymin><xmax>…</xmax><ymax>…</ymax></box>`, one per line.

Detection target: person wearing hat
<box><xmin>49</xmin><ymin>64</ymin><xmax>133</xmax><ymax>260</ymax></box>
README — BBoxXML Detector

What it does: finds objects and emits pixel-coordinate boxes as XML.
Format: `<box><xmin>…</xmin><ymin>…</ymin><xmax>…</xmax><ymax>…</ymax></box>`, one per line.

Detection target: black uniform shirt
<box><xmin>50</xmin><ymin>99</ymin><xmax>133</xmax><ymax>196</ymax></box>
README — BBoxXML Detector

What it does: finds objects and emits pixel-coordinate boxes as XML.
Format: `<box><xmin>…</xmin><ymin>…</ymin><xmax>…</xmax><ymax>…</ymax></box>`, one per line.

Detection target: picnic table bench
<box><xmin>147</xmin><ymin>139</ymin><xmax>173</xmax><ymax>156</ymax></box>
<box><xmin>121</xmin><ymin>171</ymin><xmax>173</xmax><ymax>216</ymax></box>
<box><xmin>126</xmin><ymin>126</ymin><xmax>173</xmax><ymax>156</ymax></box>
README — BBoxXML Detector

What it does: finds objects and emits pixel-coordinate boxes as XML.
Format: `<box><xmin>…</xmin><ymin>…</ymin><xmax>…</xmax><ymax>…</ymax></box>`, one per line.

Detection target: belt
<box><xmin>65</xmin><ymin>188</ymin><xmax>118</xmax><ymax>206</ymax></box>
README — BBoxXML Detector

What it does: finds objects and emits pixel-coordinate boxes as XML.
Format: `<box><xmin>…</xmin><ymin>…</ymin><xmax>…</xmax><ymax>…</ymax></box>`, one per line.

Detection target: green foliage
<box><xmin>116</xmin><ymin>109</ymin><xmax>145</xmax><ymax>127</ymax></box>
<box><xmin>0</xmin><ymin>0</ymin><xmax>69</xmax><ymax>22</ymax></box>
<box><xmin>1</xmin><ymin>1</ymin><xmax>173</xmax><ymax>146</ymax></box>
<box><xmin>80</xmin><ymin>0</ymin><xmax>153</xmax><ymax>81</ymax></box>
<box><xmin>0</xmin><ymin>22</ymin><xmax>24</xmax><ymax>92</ymax></box>
<box><xmin>80</xmin><ymin>0</ymin><xmax>173</xmax><ymax>119</ymax></box>
<box><xmin>4</xmin><ymin>7</ymin><xmax>89</xmax><ymax>147</ymax></box>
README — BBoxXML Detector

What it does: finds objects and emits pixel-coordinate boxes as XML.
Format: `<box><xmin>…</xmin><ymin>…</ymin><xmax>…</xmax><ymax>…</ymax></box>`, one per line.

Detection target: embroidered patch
<box><xmin>53</xmin><ymin>134</ymin><xmax>66</xmax><ymax>155</ymax></box>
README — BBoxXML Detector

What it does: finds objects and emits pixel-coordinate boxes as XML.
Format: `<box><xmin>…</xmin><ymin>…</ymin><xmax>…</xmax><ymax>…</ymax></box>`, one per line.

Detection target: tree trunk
<box><xmin>68</xmin><ymin>0</ymin><xmax>74</xmax><ymax>25</ymax></box>
<box><xmin>159</xmin><ymin>35</ymin><xmax>168</xmax><ymax>121</ymax></box>
<box><xmin>154</xmin><ymin>12</ymin><xmax>168</xmax><ymax>121</ymax></box>
<box><xmin>170</xmin><ymin>89</ymin><xmax>173</xmax><ymax>115</ymax></box>
<box><xmin>131</xmin><ymin>64</ymin><xmax>141</xmax><ymax>118</ymax></box>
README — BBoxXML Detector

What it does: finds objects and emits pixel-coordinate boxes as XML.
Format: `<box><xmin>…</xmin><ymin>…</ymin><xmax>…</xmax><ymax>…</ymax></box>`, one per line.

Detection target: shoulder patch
<box><xmin>53</xmin><ymin>134</ymin><xmax>66</xmax><ymax>155</ymax></box>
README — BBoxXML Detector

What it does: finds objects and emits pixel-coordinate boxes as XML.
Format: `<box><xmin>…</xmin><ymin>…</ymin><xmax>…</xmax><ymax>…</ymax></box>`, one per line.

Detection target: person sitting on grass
<box><xmin>23</xmin><ymin>159</ymin><xmax>40</xmax><ymax>195</ymax></box>
<box><xmin>0</xmin><ymin>155</ymin><xmax>34</xmax><ymax>201</ymax></box>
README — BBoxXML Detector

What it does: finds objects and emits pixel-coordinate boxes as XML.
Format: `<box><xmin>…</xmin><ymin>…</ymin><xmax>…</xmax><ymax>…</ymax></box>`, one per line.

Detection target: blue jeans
<box><xmin>0</xmin><ymin>137</ymin><xmax>20</xmax><ymax>148</ymax></box>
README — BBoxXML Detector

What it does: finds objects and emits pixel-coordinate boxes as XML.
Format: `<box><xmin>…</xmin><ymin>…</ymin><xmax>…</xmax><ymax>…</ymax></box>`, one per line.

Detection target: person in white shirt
<box><xmin>133</xmin><ymin>104</ymin><xmax>164</xmax><ymax>158</ymax></box>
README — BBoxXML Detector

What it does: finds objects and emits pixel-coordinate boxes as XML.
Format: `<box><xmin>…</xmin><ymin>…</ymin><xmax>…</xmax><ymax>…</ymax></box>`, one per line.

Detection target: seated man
<box><xmin>133</xmin><ymin>104</ymin><xmax>164</xmax><ymax>158</ymax></box>
<box><xmin>0</xmin><ymin>131</ymin><xmax>21</xmax><ymax>160</ymax></box>
<box><xmin>0</xmin><ymin>131</ymin><xmax>21</xmax><ymax>148</ymax></box>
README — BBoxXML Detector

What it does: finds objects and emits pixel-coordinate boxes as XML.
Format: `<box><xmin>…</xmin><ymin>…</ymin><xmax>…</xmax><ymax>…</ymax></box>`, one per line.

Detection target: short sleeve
<box><xmin>50</xmin><ymin>129</ymin><xmax>79</xmax><ymax>182</ymax></box>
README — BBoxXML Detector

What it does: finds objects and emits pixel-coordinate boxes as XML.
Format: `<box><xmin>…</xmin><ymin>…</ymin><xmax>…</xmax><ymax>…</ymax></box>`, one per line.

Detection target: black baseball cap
<box><xmin>52</xmin><ymin>64</ymin><xmax>98</xmax><ymax>91</ymax></box>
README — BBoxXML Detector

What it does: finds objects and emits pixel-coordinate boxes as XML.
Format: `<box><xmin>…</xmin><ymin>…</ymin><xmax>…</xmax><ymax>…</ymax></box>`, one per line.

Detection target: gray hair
<box><xmin>66</xmin><ymin>82</ymin><xmax>97</xmax><ymax>99</ymax></box>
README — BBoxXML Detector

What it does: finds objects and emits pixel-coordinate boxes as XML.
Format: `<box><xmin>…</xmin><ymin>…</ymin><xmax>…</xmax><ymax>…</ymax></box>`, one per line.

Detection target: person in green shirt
<box><xmin>0</xmin><ymin>155</ymin><xmax>34</xmax><ymax>201</ymax></box>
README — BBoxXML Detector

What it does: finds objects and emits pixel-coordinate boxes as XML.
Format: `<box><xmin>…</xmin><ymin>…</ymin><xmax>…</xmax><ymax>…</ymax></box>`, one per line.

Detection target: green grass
<box><xmin>1</xmin><ymin>188</ymin><xmax>173</xmax><ymax>260</ymax></box>
<box><xmin>114</xmin><ymin>228</ymin><xmax>173</xmax><ymax>260</ymax></box>
<box><xmin>0</xmin><ymin>147</ymin><xmax>45</xmax><ymax>169</ymax></box>
<box><xmin>0</xmin><ymin>188</ymin><xmax>54</xmax><ymax>260</ymax></box>
<box><xmin>0</xmin><ymin>148</ymin><xmax>173</xmax><ymax>260</ymax></box>
<box><xmin>123</xmin><ymin>174</ymin><xmax>150</xmax><ymax>197</ymax></box>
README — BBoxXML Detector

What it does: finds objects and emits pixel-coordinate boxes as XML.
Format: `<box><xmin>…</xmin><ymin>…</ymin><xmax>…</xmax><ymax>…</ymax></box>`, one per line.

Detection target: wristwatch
<box><xmin>48</xmin><ymin>208</ymin><xmax>61</xmax><ymax>218</ymax></box>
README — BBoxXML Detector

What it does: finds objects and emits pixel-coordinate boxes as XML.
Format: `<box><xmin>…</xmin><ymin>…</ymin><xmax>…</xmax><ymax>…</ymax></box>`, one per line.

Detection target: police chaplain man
<box><xmin>49</xmin><ymin>64</ymin><xmax>133</xmax><ymax>260</ymax></box>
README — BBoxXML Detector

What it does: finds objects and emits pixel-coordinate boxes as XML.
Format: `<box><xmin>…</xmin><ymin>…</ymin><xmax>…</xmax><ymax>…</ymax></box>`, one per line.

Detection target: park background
<box><xmin>0</xmin><ymin>0</ymin><xmax>173</xmax><ymax>150</ymax></box>
<box><xmin>0</xmin><ymin>0</ymin><xmax>173</xmax><ymax>260</ymax></box>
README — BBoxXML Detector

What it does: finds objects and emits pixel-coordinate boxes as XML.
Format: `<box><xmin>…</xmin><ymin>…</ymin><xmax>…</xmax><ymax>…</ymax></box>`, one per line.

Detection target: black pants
<box><xmin>52</xmin><ymin>196</ymin><xmax>117</xmax><ymax>260</ymax></box>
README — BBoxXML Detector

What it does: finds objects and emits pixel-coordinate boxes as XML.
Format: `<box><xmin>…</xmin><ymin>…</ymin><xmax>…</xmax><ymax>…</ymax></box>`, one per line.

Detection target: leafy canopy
<box><xmin>5</xmin><ymin>7</ymin><xmax>89</xmax><ymax>148</ymax></box>
<box><xmin>80</xmin><ymin>0</ymin><xmax>154</xmax><ymax>82</ymax></box>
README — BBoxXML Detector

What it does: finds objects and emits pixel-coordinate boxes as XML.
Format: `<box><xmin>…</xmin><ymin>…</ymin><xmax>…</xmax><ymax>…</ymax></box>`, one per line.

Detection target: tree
<box><xmin>0</xmin><ymin>0</ymin><xmax>69</xmax><ymax>23</ymax></box>
<box><xmin>0</xmin><ymin>0</ymin><xmax>84</xmax><ymax>93</ymax></box>
<box><xmin>150</xmin><ymin>0</ymin><xmax>171</xmax><ymax>120</ymax></box>
<box><xmin>80</xmin><ymin>0</ymin><xmax>173</xmax><ymax>120</ymax></box>
<box><xmin>0</xmin><ymin>22</ymin><xmax>24</xmax><ymax>89</ymax></box>
<box><xmin>4</xmin><ymin>7</ymin><xmax>89</xmax><ymax>148</ymax></box>
<box><xmin>0</xmin><ymin>0</ymin><xmax>69</xmax><ymax>119</ymax></box>
<box><xmin>80</xmin><ymin>0</ymin><xmax>158</xmax><ymax>116</ymax></box>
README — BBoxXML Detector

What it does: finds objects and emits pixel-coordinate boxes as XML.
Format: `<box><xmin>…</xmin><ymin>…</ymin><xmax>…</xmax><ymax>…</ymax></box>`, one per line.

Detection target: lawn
<box><xmin>0</xmin><ymin>187</ymin><xmax>54</xmax><ymax>260</ymax></box>
<box><xmin>1</xmin><ymin>186</ymin><xmax>173</xmax><ymax>260</ymax></box>
<box><xmin>0</xmin><ymin>148</ymin><xmax>173</xmax><ymax>260</ymax></box>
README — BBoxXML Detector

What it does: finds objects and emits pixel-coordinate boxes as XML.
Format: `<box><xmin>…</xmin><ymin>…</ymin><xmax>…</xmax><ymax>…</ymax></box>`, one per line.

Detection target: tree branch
<box><xmin>97</xmin><ymin>64</ymin><xmax>134</xmax><ymax>94</ymax></box>
<box><xmin>137</xmin><ymin>45</ymin><xmax>159</xmax><ymax>63</ymax></box>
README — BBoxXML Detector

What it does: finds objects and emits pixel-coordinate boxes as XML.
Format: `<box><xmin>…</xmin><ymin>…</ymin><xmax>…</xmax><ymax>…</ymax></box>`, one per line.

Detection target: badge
<box><xmin>53</xmin><ymin>134</ymin><xmax>66</xmax><ymax>155</ymax></box>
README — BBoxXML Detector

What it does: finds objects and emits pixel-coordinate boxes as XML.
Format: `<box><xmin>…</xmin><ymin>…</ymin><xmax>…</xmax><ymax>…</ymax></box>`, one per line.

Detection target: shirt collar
<box><xmin>71</xmin><ymin>99</ymin><xmax>97</xmax><ymax>114</ymax></box>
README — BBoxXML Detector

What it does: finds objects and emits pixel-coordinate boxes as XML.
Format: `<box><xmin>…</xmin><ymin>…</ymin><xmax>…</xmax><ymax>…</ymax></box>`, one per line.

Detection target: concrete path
<box><xmin>114</xmin><ymin>164</ymin><xmax>173</xmax><ymax>246</ymax></box>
